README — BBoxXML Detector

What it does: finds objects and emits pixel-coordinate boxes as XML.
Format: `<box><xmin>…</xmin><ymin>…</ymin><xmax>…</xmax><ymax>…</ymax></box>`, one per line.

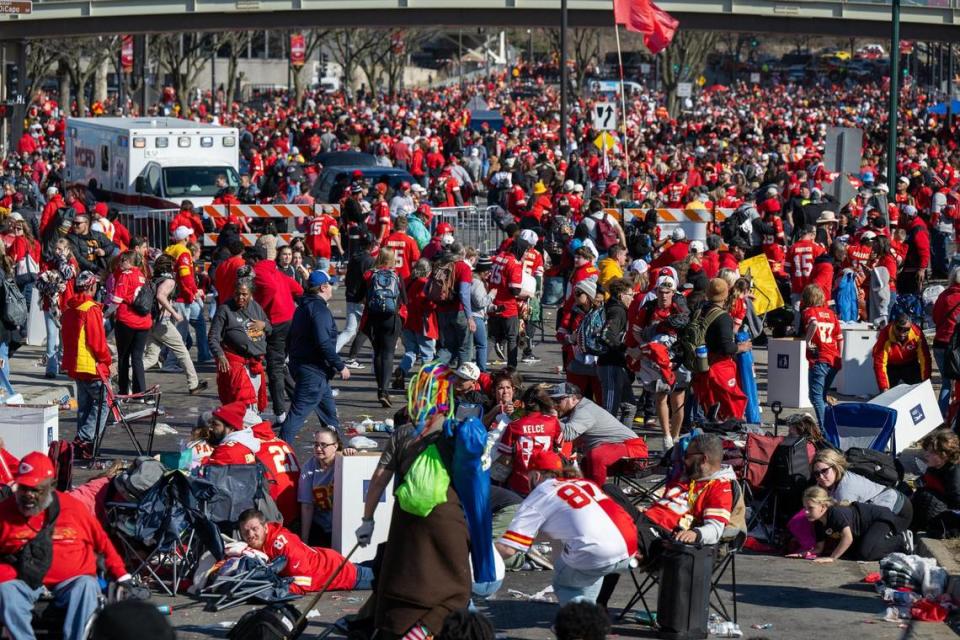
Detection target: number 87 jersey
<box><xmin>499</xmin><ymin>478</ymin><xmax>638</xmax><ymax>570</ymax></box>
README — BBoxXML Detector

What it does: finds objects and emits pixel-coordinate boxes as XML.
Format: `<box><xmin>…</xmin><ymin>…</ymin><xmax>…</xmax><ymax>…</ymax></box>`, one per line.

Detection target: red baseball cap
<box><xmin>212</xmin><ymin>401</ymin><xmax>247</xmax><ymax>430</ymax></box>
<box><xmin>436</xmin><ymin>222</ymin><xmax>454</xmax><ymax>236</ymax></box>
<box><xmin>528</xmin><ymin>450</ymin><xmax>563</xmax><ymax>473</ymax></box>
<box><xmin>15</xmin><ymin>451</ymin><xmax>55</xmax><ymax>488</ymax></box>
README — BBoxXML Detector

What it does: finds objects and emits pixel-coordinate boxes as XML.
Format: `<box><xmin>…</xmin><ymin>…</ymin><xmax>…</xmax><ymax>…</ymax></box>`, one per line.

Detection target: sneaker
<box><xmin>494</xmin><ymin>343</ymin><xmax>506</xmax><ymax>361</ymax></box>
<box><xmin>378</xmin><ymin>392</ymin><xmax>393</xmax><ymax>408</ymax></box>
<box><xmin>276</xmin><ymin>412</ymin><xmax>287</xmax><ymax>424</ymax></box>
<box><xmin>188</xmin><ymin>379</ymin><xmax>209</xmax><ymax>395</ymax></box>
<box><xmin>521</xmin><ymin>354</ymin><xmax>541</xmax><ymax>364</ymax></box>
<box><xmin>72</xmin><ymin>438</ymin><xmax>94</xmax><ymax>461</ymax></box>
<box><xmin>902</xmin><ymin>530</ymin><xmax>915</xmax><ymax>554</ymax></box>
<box><xmin>344</xmin><ymin>359</ymin><xmax>364</xmax><ymax>369</ymax></box>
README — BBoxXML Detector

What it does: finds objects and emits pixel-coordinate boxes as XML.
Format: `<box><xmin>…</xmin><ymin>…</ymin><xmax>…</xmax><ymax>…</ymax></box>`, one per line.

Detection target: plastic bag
<box><xmin>395</xmin><ymin>444</ymin><xmax>451</xmax><ymax>517</ymax></box>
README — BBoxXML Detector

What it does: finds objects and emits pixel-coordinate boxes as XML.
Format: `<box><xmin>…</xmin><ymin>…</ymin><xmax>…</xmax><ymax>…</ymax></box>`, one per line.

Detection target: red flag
<box><xmin>613</xmin><ymin>0</ymin><xmax>679</xmax><ymax>54</ymax></box>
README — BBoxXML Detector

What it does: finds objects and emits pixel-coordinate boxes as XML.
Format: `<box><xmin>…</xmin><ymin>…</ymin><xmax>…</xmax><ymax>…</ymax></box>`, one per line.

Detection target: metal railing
<box><xmin>117</xmin><ymin>209</ymin><xmax>178</xmax><ymax>249</ymax></box>
<box><xmin>429</xmin><ymin>205</ymin><xmax>505</xmax><ymax>255</ymax></box>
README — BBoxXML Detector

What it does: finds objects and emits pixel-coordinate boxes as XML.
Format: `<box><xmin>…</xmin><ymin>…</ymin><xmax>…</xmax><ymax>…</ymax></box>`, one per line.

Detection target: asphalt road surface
<box><xmin>26</xmin><ymin>290</ymin><xmax>957</xmax><ymax>639</ymax></box>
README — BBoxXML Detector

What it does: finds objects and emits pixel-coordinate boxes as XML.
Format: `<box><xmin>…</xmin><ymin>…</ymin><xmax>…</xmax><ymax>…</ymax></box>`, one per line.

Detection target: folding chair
<box><xmin>609</xmin><ymin>456</ymin><xmax>668</xmax><ymax>507</ymax></box>
<box><xmin>609</xmin><ymin>481</ymin><xmax>746</xmax><ymax>626</ymax></box>
<box><xmin>199</xmin><ymin>555</ymin><xmax>297</xmax><ymax>612</ymax></box>
<box><xmin>823</xmin><ymin>403</ymin><xmax>897</xmax><ymax>452</ymax></box>
<box><xmin>93</xmin><ymin>373</ymin><xmax>163</xmax><ymax>459</ymax></box>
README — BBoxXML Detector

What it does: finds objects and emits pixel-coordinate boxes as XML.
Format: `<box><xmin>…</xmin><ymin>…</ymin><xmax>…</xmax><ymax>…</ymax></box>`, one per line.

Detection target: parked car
<box><xmin>311</xmin><ymin>166</ymin><xmax>415</xmax><ymax>203</ymax></box>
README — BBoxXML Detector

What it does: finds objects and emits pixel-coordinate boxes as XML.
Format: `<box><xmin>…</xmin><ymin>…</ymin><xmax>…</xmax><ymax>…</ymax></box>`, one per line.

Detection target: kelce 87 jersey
<box><xmin>500</xmin><ymin>478</ymin><xmax>638</xmax><ymax>570</ymax></box>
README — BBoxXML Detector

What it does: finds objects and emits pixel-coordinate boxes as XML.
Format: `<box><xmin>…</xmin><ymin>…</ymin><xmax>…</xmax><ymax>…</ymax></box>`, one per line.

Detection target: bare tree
<box><xmin>658</xmin><ymin>30</ymin><xmax>720</xmax><ymax>117</ymax></box>
<box><xmin>216</xmin><ymin>31</ymin><xmax>254</xmax><ymax>104</ymax></box>
<box><xmin>286</xmin><ymin>29</ymin><xmax>331</xmax><ymax>105</ymax></box>
<box><xmin>358</xmin><ymin>29</ymin><xmax>438</xmax><ymax>96</ymax></box>
<box><xmin>154</xmin><ymin>33</ymin><xmax>211</xmax><ymax>116</ymax></box>
<box><xmin>326</xmin><ymin>29</ymin><xmax>383</xmax><ymax>94</ymax></box>
<box><xmin>25</xmin><ymin>40</ymin><xmax>59</xmax><ymax>103</ymax></box>
<box><xmin>548</xmin><ymin>28</ymin><xmax>600</xmax><ymax>96</ymax></box>
<box><xmin>48</xmin><ymin>37</ymin><xmax>118</xmax><ymax>116</ymax></box>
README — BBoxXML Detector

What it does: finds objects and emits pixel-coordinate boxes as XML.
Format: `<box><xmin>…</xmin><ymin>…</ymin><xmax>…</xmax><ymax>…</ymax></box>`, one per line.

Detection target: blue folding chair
<box><xmin>823</xmin><ymin>403</ymin><xmax>897</xmax><ymax>452</ymax></box>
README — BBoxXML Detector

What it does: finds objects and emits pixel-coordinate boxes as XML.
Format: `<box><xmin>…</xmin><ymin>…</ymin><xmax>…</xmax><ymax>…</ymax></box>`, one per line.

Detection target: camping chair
<box><xmin>106</xmin><ymin>471</ymin><xmax>223</xmax><ymax>597</ymax></box>
<box><xmin>93</xmin><ymin>373</ymin><xmax>163</xmax><ymax>459</ymax></box>
<box><xmin>608</xmin><ymin>453</ymin><xmax>669</xmax><ymax>507</ymax></box>
<box><xmin>823</xmin><ymin>403</ymin><xmax>897</xmax><ymax>452</ymax></box>
<box><xmin>606</xmin><ymin>481</ymin><xmax>746</xmax><ymax>626</ymax></box>
<box><xmin>199</xmin><ymin>555</ymin><xmax>297</xmax><ymax>612</ymax></box>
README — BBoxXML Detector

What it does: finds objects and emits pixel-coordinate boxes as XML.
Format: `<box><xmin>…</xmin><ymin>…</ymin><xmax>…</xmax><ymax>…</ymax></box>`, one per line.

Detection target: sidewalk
<box><xmin>8</xmin><ymin>343</ymin><xmax>75</xmax><ymax>406</ymax></box>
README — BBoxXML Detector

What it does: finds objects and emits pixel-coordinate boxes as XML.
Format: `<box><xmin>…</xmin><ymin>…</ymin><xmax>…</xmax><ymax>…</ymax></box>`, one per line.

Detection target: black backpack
<box><xmin>131</xmin><ymin>280</ymin><xmax>157</xmax><ymax>316</ymax></box>
<box><xmin>720</xmin><ymin>205</ymin><xmax>755</xmax><ymax>248</ymax></box>
<box><xmin>942</xmin><ymin>303</ymin><xmax>960</xmax><ymax>381</ymax></box>
<box><xmin>228</xmin><ymin>602</ymin><xmax>305</xmax><ymax>640</ymax></box>
<box><xmin>845</xmin><ymin>447</ymin><xmax>901</xmax><ymax>488</ymax></box>
<box><xmin>767</xmin><ymin>436</ymin><xmax>811</xmax><ymax>519</ymax></box>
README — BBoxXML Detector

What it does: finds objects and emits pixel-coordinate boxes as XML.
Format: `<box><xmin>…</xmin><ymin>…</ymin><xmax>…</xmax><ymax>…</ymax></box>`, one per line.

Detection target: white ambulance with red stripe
<box><xmin>64</xmin><ymin>117</ymin><xmax>240</xmax><ymax>210</ymax></box>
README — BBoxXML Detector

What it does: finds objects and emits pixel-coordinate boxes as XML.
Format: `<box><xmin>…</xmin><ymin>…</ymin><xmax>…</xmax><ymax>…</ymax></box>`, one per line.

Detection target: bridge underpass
<box><xmin>0</xmin><ymin>0</ymin><xmax>959</xmax><ymax>40</ymax></box>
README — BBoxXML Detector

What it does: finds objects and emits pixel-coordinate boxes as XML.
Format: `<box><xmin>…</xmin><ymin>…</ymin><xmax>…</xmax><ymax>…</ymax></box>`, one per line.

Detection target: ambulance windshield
<box><xmin>163</xmin><ymin>166</ymin><xmax>239</xmax><ymax>198</ymax></box>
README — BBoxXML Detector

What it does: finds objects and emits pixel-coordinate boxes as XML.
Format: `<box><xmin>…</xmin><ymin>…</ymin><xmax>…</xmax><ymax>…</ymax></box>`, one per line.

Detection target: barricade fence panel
<box><xmin>117</xmin><ymin>209</ymin><xmax>178</xmax><ymax>249</ymax></box>
<box><xmin>429</xmin><ymin>205</ymin><xmax>505</xmax><ymax>255</ymax></box>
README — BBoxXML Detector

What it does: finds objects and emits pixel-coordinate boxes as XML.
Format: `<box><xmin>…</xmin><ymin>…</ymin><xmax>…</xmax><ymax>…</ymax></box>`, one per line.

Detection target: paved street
<box><xmin>10</xmin><ymin>292</ymin><xmax>957</xmax><ymax>639</ymax></box>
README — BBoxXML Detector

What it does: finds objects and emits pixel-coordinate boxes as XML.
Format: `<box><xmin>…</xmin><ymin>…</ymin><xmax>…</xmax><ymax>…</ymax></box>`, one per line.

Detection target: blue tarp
<box><xmin>469</xmin><ymin>110</ymin><xmax>504</xmax><ymax>132</ymax></box>
<box><xmin>928</xmin><ymin>100</ymin><xmax>960</xmax><ymax>115</ymax></box>
<box><xmin>823</xmin><ymin>402</ymin><xmax>897</xmax><ymax>452</ymax></box>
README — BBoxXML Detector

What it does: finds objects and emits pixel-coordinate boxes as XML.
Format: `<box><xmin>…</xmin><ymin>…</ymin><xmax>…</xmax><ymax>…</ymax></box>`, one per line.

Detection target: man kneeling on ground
<box><xmin>238</xmin><ymin>508</ymin><xmax>373</xmax><ymax>594</ymax></box>
<box><xmin>495</xmin><ymin>450</ymin><xmax>638</xmax><ymax>605</ymax></box>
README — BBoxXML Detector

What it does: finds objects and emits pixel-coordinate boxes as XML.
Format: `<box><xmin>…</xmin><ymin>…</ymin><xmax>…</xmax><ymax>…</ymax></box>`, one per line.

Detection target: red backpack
<box><xmin>595</xmin><ymin>214</ymin><xmax>620</xmax><ymax>250</ymax></box>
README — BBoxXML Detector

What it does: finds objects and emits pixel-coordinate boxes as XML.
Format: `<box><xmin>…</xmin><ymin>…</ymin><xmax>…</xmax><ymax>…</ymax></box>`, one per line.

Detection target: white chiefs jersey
<box><xmin>500</xmin><ymin>478</ymin><xmax>638</xmax><ymax>570</ymax></box>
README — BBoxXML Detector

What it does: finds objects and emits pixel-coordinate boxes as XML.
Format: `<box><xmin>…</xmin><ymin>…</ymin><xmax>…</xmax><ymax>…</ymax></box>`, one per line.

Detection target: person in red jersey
<box><xmin>800</xmin><ymin>284</ymin><xmax>843</xmax><ymax>427</ymax></box>
<box><xmin>498</xmin><ymin>386</ymin><xmax>565</xmax><ymax>495</ymax></box>
<box><xmin>238</xmin><ymin>509</ymin><xmax>372</xmax><ymax>594</ymax></box>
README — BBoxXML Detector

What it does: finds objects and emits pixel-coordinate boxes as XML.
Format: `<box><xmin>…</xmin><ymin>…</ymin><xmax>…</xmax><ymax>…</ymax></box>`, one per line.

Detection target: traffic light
<box><xmin>5</xmin><ymin>63</ymin><xmax>19</xmax><ymax>99</ymax></box>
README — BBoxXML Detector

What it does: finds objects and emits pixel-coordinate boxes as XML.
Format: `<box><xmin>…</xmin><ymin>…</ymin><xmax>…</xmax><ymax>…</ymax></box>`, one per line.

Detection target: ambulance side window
<box><xmin>101</xmin><ymin>145</ymin><xmax>109</xmax><ymax>172</ymax></box>
<box><xmin>144</xmin><ymin>165</ymin><xmax>162</xmax><ymax>196</ymax></box>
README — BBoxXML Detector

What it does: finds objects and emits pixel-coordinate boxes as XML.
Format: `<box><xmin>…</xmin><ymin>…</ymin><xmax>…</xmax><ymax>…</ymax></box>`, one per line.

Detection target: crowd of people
<box><xmin>0</xmin><ymin>65</ymin><xmax>959</xmax><ymax>639</ymax></box>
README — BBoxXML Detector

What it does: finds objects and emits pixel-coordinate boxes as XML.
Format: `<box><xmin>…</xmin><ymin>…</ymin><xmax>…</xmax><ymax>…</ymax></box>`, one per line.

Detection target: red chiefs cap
<box><xmin>528</xmin><ymin>450</ymin><xmax>563</xmax><ymax>473</ymax></box>
<box><xmin>212</xmin><ymin>401</ymin><xmax>247</xmax><ymax>431</ymax></box>
<box><xmin>436</xmin><ymin>222</ymin><xmax>454</xmax><ymax>236</ymax></box>
<box><xmin>15</xmin><ymin>451</ymin><xmax>55</xmax><ymax>488</ymax></box>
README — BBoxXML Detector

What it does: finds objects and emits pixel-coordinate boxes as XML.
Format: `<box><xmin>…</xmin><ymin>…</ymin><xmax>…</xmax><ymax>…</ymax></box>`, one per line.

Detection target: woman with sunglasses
<box><xmin>872</xmin><ymin>313</ymin><xmax>931</xmax><ymax>393</ymax></box>
<box><xmin>810</xmin><ymin>448</ymin><xmax>912</xmax><ymax>531</ymax></box>
<box><xmin>298</xmin><ymin>426</ymin><xmax>358</xmax><ymax>546</ymax></box>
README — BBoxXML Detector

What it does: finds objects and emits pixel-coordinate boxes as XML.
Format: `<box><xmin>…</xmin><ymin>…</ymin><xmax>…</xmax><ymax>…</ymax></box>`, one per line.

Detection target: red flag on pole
<box><xmin>613</xmin><ymin>0</ymin><xmax>679</xmax><ymax>54</ymax></box>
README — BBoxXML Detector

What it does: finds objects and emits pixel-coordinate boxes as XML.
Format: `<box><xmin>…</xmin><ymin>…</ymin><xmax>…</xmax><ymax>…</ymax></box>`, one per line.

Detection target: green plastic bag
<box><xmin>395</xmin><ymin>444</ymin><xmax>450</xmax><ymax>517</ymax></box>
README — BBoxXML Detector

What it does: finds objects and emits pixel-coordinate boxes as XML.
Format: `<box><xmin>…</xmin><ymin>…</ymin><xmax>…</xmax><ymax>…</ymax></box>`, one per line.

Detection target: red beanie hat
<box><xmin>212</xmin><ymin>401</ymin><xmax>247</xmax><ymax>430</ymax></box>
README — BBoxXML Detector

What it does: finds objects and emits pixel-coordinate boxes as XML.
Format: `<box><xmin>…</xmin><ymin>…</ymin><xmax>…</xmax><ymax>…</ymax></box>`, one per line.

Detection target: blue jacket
<box><xmin>288</xmin><ymin>295</ymin><xmax>344</xmax><ymax>377</ymax></box>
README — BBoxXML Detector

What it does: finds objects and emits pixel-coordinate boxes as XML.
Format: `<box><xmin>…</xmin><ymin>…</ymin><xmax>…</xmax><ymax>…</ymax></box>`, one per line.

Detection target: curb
<box><xmin>918</xmin><ymin>535</ymin><xmax>960</xmax><ymax>600</ymax></box>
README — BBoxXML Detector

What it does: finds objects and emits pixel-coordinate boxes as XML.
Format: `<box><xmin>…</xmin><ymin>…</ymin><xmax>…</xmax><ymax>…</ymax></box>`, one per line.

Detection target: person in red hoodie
<box><xmin>0</xmin><ymin>437</ymin><xmax>17</xmax><ymax>485</ymax></box>
<box><xmin>214</xmin><ymin>237</ymin><xmax>247</xmax><ymax>305</ymax></box>
<box><xmin>61</xmin><ymin>271</ymin><xmax>111</xmax><ymax>457</ymax></box>
<box><xmin>109</xmin><ymin>251</ymin><xmax>152</xmax><ymax>396</ymax></box>
<box><xmin>396</xmin><ymin>258</ymin><xmax>437</xmax><ymax>389</ymax></box>
<box><xmin>201</xmin><ymin>401</ymin><xmax>262</xmax><ymax>466</ymax></box>
<box><xmin>238</xmin><ymin>509</ymin><xmax>372</xmax><ymax>594</ymax></box>
<box><xmin>932</xmin><ymin>270</ymin><xmax>960</xmax><ymax>413</ymax></box>
<box><xmin>168</xmin><ymin>200</ymin><xmax>205</xmax><ymax>243</ymax></box>
<box><xmin>249</xmin><ymin>245</ymin><xmax>304</xmax><ymax>419</ymax></box>
<box><xmin>701</xmin><ymin>234</ymin><xmax>722</xmax><ymax>280</ymax></box>
<box><xmin>0</xmin><ymin>452</ymin><xmax>131</xmax><ymax>640</ymax></box>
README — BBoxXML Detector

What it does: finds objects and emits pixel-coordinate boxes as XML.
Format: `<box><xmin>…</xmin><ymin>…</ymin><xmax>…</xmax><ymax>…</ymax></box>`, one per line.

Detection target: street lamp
<box><xmin>887</xmin><ymin>0</ymin><xmax>900</xmax><ymax>197</ymax></box>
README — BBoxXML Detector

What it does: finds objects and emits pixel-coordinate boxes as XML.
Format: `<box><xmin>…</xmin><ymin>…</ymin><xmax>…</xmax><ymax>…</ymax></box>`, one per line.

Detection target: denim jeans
<box><xmin>472</xmin><ymin>315</ymin><xmax>489</xmax><ymax>372</ymax></box>
<box><xmin>187</xmin><ymin>301</ymin><xmax>212</xmax><ymax>362</ymax></box>
<box><xmin>75</xmin><ymin>378</ymin><xmax>108</xmax><ymax>443</ymax></box>
<box><xmin>399</xmin><ymin>329</ymin><xmax>437</xmax><ymax>374</ymax></box>
<box><xmin>353</xmin><ymin>564</ymin><xmax>375</xmax><ymax>590</ymax></box>
<box><xmin>808</xmin><ymin>361</ymin><xmax>840</xmax><ymax>427</ymax></box>
<box><xmin>335</xmin><ymin>302</ymin><xmax>364</xmax><ymax>354</ymax></box>
<box><xmin>44</xmin><ymin>310</ymin><xmax>60</xmax><ymax>376</ymax></box>
<box><xmin>598</xmin><ymin>364</ymin><xmax>636</xmax><ymax>426</ymax></box>
<box><xmin>0</xmin><ymin>575</ymin><xmax>101</xmax><ymax>640</ymax></box>
<box><xmin>437</xmin><ymin>310</ymin><xmax>473</xmax><ymax>368</ymax></box>
<box><xmin>279</xmin><ymin>362</ymin><xmax>339</xmax><ymax>444</ymax></box>
<box><xmin>934</xmin><ymin>346</ymin><xmax>951</xmax><ymax>415</ymax></box>
<box><xmin>552</xmin><ymin>556</ymin><xmax>633</xmax><ymax>605</ymax></box>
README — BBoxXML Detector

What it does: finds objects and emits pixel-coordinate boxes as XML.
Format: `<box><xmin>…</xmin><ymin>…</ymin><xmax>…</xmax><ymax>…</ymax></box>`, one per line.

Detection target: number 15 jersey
<box><xmin>500</xmin><ymin>478</ymin><xmax>638</xmax><ymax>570</ymax></box>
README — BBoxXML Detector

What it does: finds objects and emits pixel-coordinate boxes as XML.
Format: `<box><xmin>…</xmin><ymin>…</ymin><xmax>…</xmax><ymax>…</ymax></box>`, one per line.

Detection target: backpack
<box><xmin>891</xmin><ymin>293</ymin><xmax>924</xmax><ymax>328</ymax></box>
<box><xmin>594</xmin><ymin>214</ymin><xmax>620</xmax><ymax>251</ymax></box>
<box><xmin>845</xmin><ymin>447</ymin><xmax>901</xmax><ymax>488</ymax></box>
<box><xmin>367</xmin><ymin>268</ymin><xmax>400</xmax><ymax>314</ymax></box>
<box><xmin>721</xmin><ymin>205</ymin><xmax>753</xmax><ymax>248</ymax></box>
<box><xmin>678</xmin><ymin>306</ymin><xmax>725</xmax><ymax>374</ymax></box>
<box><xmin>944</xmin><ymin>318</ymin><xmax>960</xmax><ymax>381</ymax></box>
<box><xmin>406</xmin><ymin>215</ymin><xmax>431</xmax><ymax>249</ymax></box>
<box><xmin>114</xmin><ymin>456</ymin><xmax>166</xmax><ymax>502</ymax></box>
<box><xmin>47</xmin><ymin>440</ymin><xmax>74</xmax><ymax>492</ymax></box>
<box><xmin>228</xmin><ymin>602</ymin><xmax>305</xmax><ymax>640</ymax></box>
<box><xmin>766</xmin><ymin>435</ymin><xmax>811</xmax><ymax>519</ymax></box>
<box><xmin>131</xmin><ymin>280</ymin><xmax>156</xmax><ymax>316</ymax></box>
<box><xmin>424</xmin><ymin>260</ymin><xmax>457</xmax><ymax>303</ymax></box>
<box><xmin>834</xmin><ymin>271</ymin><xmax>859</xmax><ymax>322</ymax></box>
<box><xmin>575</xmin><ymin>305</ymin><xmax>608</xmax><ymax>356</ymax></box>
<box><xmin>625</xmin><ymin>222</ymin><xmax>654</xmax><ymax>261</ymax></box>
<box><xmin>0</xmin><ymin>278</ymin><xmax>27</xmax><ymax>328</ymax></box>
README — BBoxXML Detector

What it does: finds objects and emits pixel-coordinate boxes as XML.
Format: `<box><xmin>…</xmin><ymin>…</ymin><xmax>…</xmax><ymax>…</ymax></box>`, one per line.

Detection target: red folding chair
<box><xmin>92</xmin><ymin>371</ymin><xmax>163</xmax><ymax>459</ymax></box>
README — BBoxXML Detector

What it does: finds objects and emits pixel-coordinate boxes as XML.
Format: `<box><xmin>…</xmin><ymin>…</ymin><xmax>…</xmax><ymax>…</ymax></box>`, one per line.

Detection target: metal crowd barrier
<box><xmin>116</xmin><ymin>209</ymin><xmax>178</xmax><ymax>249</ymax></box>
<box><xmin>429</xmin><ymin>205</ymin><xmax>505</xmax><ymax>255</ymax></box>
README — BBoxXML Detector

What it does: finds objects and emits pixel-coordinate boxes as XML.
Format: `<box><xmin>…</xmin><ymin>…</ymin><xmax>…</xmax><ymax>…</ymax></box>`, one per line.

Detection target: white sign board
<box><xmin>750</xmin><ymin>72</ymin><xmax>761</xmax><ymax>84</ymax></box>
<box><xmin>676</xmin><ymin>82</ymin><xmax>693</xmax><ymax>98</ymax></box>
<box><xmin>0</xmin><ymin>404</ymin><xmax>58</xmax><ymax>458</ymax></box>
<box><xmin>332</xmin><ymin>453</ymin><xmax>394</xmax><ymax>562</ymax></box>
<box><xmin>592</xmin><ymin>102</ymin><xmax>617</xmax><ymax>131</ymax></box>
<box><xmin>869</xmin><ymin>380</ymin><xmax>943</xmax><ymax>454</ymax></box>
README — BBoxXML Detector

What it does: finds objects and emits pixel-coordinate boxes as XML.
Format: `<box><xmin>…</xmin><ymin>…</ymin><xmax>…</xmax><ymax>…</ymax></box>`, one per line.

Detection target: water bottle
<box><xmin>707</xmin><ymin>620</ymin><xmax>742</xmax><ymax>638</ymax></box>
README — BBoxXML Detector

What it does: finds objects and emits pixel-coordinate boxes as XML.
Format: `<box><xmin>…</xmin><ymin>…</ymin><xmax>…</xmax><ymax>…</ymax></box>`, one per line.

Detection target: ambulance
<box><xmin>64</xmin><ymin>117</ymin><xmax>240</xmax><ymax>210</ymax></box>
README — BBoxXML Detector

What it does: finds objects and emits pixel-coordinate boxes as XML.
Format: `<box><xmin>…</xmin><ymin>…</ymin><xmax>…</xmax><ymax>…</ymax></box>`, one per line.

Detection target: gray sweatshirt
<box><xmin>470</xmin><ymin>277</ymin><xmax>495</xmax><ymax>320</ymax></box>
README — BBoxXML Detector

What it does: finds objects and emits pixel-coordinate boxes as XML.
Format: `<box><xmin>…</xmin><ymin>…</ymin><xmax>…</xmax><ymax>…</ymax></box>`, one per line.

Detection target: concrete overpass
<box><xmin>1</xmin><ymin>0</ymin><xmax>959</xmax><ymax>40</ymax></box>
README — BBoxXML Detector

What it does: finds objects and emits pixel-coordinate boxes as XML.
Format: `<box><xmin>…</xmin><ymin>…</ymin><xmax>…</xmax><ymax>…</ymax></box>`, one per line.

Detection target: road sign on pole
<box><xmin>592</xmin><ymin>102</ymin><xmax>617</xmax><ymax>131</ymax></box>
<box><xmin>677</xmin><ymin>82</ymin><xmax>692</xmax><ymax>98</ymax></box>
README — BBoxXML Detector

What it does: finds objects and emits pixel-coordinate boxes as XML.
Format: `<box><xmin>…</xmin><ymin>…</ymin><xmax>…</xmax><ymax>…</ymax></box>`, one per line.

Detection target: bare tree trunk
<box><xmin>58</xmin><ymin>60</ymin><xmax>71</xmax><ymax>117</ymax></box>
<box><xmin>93</xmin><ymin>58</ymin><xmax>109</xmax><ymax>104</ymax></box>
<box><xmin>658</xmin><ymin>30</ymin><xmax>719</xmax><ymax>117</ymax></box>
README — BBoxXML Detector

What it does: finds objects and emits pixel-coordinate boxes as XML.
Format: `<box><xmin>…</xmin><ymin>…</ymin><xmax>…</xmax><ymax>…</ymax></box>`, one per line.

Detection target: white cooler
<box><xmin>333</xmin><ymin>453</ymin><xmax>394</xmax><ymax>563</ymax></box>
<box><xmin>0</xmin><ymin>404</ymin><xmax>58</xmax><ymax>458</ymax></box>
<box><xmin>767</xmin><ymin>338</ymin><xmax>811</xmax><ymax>408</ymax></box>
<box><xmin>834</xmin><ymin>322</ymin><xmax>879</xmax><ymax>397</ymax></box>
<box><xmin>868</xmin><ymin>380</ymin><xmax>943</xmax><ymax>454</ymax></box>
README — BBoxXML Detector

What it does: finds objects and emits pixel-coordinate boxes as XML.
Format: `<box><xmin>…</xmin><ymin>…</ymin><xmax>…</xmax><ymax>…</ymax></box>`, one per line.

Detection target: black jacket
<box><xmin>703</xmin><ymin>302</ymin><xmax>737</xmax><ymax>357</ymax></box>
<box><xmin>345</xmin><ymin>251</ymin><xmax>375</xmax><ymax>304</ymax></box>
<box><xmin>598</xmin><ymin>298</ymin><xmax>628</xmax><ymax>367</ymax></box>
<box><xmin>287</xmin><ymin>295</ymin><xmax>345</xmax><ymax>378</ymax></box>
